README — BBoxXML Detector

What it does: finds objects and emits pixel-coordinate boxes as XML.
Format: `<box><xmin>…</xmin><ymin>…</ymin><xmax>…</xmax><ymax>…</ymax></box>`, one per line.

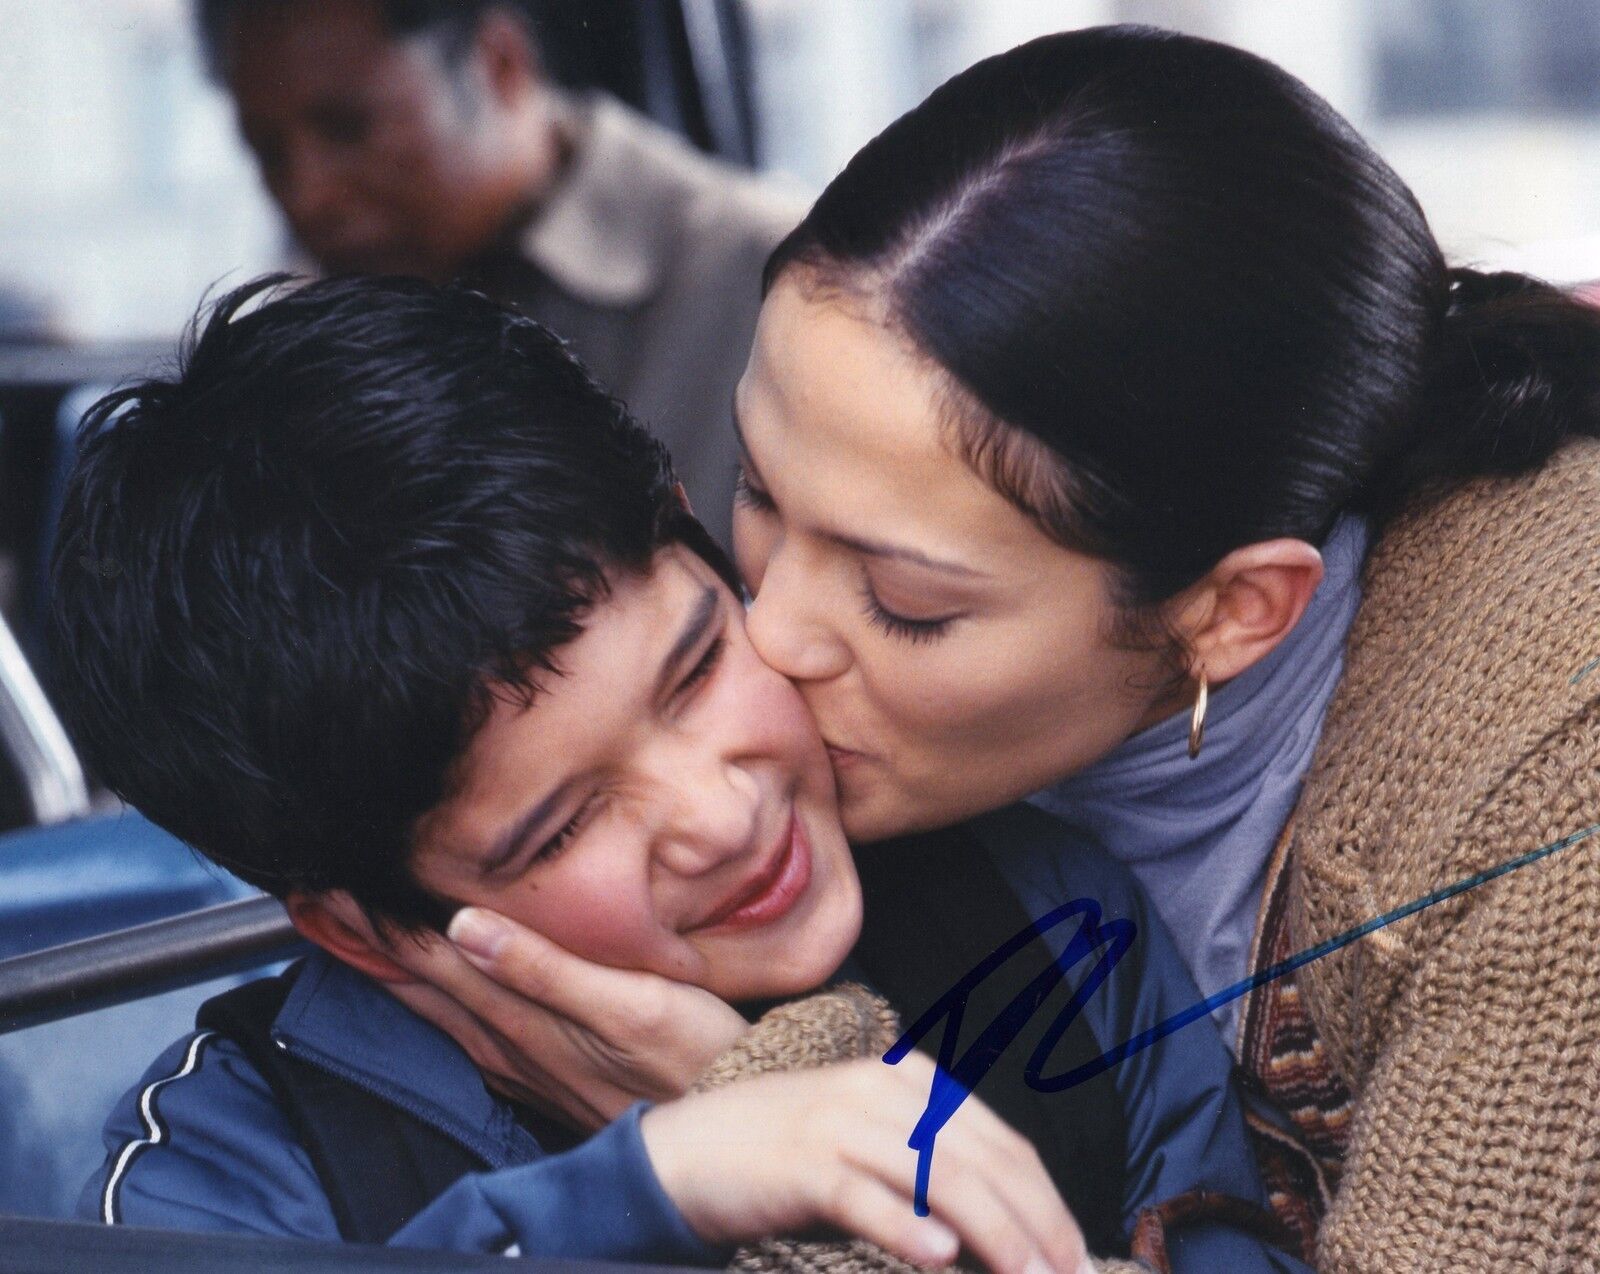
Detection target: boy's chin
<box><xmin>725</xmin><ymin>917</ymin><xmax>864</xmax><ymax>1006</ymax></box>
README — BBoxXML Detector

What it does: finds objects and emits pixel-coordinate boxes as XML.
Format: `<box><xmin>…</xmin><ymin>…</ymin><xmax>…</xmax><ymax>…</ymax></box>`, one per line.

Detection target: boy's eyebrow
<box><xmin>479</xmin><ymin>584</ymin><xmax>721</xmax><ymax>879</ymax></box>
<box><xmin>730</xmin><ymin>392</ymin><xmax>989</xmax><ymax>581</ymax></box>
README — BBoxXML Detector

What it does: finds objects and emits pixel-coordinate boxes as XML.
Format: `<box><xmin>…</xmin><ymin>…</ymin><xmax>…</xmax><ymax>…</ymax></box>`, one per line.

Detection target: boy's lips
<box><xmin>695</xmin><ymin>813</ymin><xmax>812</xmax><ymax>932</ymax></box>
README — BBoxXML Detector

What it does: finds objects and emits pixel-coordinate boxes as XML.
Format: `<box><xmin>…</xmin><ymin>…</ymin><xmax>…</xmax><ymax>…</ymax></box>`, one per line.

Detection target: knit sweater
<box><xmin>1283</xmin><ymin>437</ymin><xmax>1600</xmax><ymax>1271</ymax></box>
<box><xmin>700</xmin><ymin>985</ymin><xmax>1280</xmax><ymax>1274</ymax></box>
<box><xmin>699</xmin><ymin>986</ymin><xmax>1165</xmax><ymax>1274</ymax></box>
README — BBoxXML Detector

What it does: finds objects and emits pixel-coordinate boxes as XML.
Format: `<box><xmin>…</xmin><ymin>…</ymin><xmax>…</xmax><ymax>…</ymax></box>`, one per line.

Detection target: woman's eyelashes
<box><xmin>733</xmin><ymin>467</ymin><xmax>774</xmax><ymax>512</ymax></box>
<box><xmin>733</xmin><ymin>463</ymin><xmax>958</xmax><ymax>644</ymax></box>
<box><xmin>857</xmin><ymin>578</ymin><xmax>959</xmax><ymax>644</ymax></box>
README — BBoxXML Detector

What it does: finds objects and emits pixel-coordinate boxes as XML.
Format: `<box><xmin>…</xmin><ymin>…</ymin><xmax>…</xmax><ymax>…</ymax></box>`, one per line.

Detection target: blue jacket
<box><xmin>80</xmin><ymin>951</ymin><xmax>714</xmax><ymax>1263</ymax></box>
<box><xmin>971</xmin><ymin>804</ymin><xmax>1310</xmax><ymax>1271</ymax></box>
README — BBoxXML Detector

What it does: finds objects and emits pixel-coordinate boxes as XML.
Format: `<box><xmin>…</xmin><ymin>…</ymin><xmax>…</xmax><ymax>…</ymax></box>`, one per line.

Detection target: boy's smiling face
<box><xmin>409</xmin><ymin>545</ymin><xmax>862</xmax><ymax>1003</ymax></box>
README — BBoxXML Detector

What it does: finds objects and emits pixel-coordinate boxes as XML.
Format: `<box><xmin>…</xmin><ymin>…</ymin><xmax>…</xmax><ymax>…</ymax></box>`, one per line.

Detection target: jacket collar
<box><xmin>270</xmin><ymin>951</ymin><xmax>535</xmax><ymax>1166</ymax></box>
<box><xmin>515</xmin><ymin>92</ymin><xmax>695</xmax><ymax>308</ymax></box>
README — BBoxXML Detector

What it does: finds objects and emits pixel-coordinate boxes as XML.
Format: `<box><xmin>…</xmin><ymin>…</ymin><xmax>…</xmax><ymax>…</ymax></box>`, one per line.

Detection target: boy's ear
<box><xmin>285</xmin><ymin>890</ymin><xmax>417</xmax><ymax>985</ymax></box>
<box><xmin>672</xmin><ymin>481</ymin><xmax>695</xmax><ymax>515</ymax></box>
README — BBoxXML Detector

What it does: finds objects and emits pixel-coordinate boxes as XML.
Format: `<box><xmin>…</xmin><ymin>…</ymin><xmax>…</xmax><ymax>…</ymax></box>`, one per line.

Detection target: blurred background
<box><xmin>3</xmin><ymin>0</ymin><xmax>1600</xmax><ymax>345</ymax></box>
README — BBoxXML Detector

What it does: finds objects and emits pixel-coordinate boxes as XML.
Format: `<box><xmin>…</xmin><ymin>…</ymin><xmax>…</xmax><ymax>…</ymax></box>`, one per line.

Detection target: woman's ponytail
<box><xmin>1376</xmin><ymin>267</ymin><xmax>1600</xmax><ymax>515</ymax></box>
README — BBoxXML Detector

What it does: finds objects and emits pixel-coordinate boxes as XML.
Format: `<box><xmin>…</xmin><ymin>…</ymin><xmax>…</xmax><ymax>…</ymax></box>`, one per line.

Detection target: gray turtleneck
<box><xmin>1025</xmin><ymin>514</ymin><xmax>1370</xmax><ymax>1048</ymax></box>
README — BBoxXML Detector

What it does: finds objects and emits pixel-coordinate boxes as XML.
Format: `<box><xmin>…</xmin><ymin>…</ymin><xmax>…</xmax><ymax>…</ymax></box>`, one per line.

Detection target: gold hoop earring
<box><xmin>1188</xmin><ymin>668</ymin><xmax>1209</xmax><ymax>760</ymax></box>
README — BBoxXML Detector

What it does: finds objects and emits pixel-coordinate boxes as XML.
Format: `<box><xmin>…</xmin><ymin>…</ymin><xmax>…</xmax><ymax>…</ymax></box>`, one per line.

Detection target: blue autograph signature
<box><xmin>884</xmin><ymin>822</ymin><xmax>1600</xmax><ymax>1215</ymax></box>
<box><xmin>1573</xmin><ymin>655</ymin><xmax>1600</xmax><ymax>685</ymax></box>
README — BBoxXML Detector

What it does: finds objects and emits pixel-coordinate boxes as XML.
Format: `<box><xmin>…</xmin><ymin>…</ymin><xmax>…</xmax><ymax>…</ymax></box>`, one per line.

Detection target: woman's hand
<box><xmin>641</xmin><ymin>1053</ymin><xmax>1092</xmax><ymax>1274</ymax></box>
<box><xmin>386</xmin><ymin>906</ymin><xmax>749</xmax><ymax>1130</ymax></box>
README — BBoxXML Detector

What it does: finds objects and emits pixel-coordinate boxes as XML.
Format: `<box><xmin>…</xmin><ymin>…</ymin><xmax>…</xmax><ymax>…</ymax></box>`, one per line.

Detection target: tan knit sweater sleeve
<box><xmin>1288</xmin><ymin>439</ymin><xmax>1600</xmax><ymax>1271</ymax></box>
<box><xmin>692</xmin><ymin>986</ymin><xmax>1152</xmax><ymax>1274</ymax></box>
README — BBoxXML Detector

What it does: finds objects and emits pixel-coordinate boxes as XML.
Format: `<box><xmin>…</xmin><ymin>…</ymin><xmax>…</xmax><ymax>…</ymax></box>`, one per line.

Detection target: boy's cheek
<box><xmin>741</xmin><ymin>668</ymin><xmax>829</xmax><ymax>760</ymax></box>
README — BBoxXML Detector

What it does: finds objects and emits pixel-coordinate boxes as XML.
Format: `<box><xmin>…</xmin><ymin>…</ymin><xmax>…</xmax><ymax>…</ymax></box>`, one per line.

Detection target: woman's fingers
<box><xmin>389</xmin><ymin>977</ymin><xmax>611</xmax><ymax>1121</ymax></box>
<box><xmin>446</xmin><ymin>907</ymin><xmax>575</xmax><ymax>1010</ymax></box>
<box><xmin>386</xmin><ymin>907</ymin><xmax>746</xmax><ymax>1125</ymax></box>
<box><xmin>389</xmin><ymin>909</ymin><xmax>581</xmax><ymax>1023</ymax></box>
<box><xmin>447</xmin><ymin>907</ymin><xmax>745</xmax><ymax>1055</ymax></box>
<box><xmin>389</xmin><ymin>933</ymin><xmax>582</xmax><ymax>1066</ymax></box>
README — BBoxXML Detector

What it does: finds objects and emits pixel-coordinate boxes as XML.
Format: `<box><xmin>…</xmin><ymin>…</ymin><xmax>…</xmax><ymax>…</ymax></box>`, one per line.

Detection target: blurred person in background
<box><xmin>198</xmin><ymin>0</ymin><xmax>800</xmax><ymax>550</ymax></box>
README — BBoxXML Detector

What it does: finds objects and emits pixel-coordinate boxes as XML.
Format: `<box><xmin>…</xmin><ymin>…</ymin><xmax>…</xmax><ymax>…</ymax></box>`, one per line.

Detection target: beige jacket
<box><xmin>1289</xmin><ymin>437</ymin><xmax>1600</xmax><ymax>1270</ymax></box>
<box><xmin>477</xmin><ymin>93</ymin><xmax>806</xmax><ymax>551</ymax></box>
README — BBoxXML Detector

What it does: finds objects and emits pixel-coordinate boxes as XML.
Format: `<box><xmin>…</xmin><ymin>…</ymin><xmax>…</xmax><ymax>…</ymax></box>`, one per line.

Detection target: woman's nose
<box><xmin>743</xmin><ymin>544</ymin><xmax>851</xmax><ymax>684</ymax></box>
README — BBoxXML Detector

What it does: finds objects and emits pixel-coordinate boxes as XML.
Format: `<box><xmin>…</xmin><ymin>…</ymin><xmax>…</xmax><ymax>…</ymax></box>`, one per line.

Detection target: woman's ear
<box><xmin>672</xmin><ymin>481</ymin><xmax>695</xmax><ymax>516</ymax></box>
<box><xmin>1175</xmin><ymin>538</ymin><xmax>1325</xmax><ymax>686</ymax></box>
<box><xmin>286</xmin><ymin>890</ymin><xmax>417</xmax><ymax>985</ymax></box>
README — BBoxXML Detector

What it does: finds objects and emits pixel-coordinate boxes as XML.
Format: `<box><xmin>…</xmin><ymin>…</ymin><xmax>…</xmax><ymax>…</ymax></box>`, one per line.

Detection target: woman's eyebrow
<box><xmin>822</xmin><ymin>530</ymin><xmax>989</xmax><ymax>579</ymax></box>
<box><xmin>729</xmin><ymin>391</ymin><xmax>762</xmax><ymax>480</ymax></box>
<box><xmin>731</xmin><ymin>393</ymin><xmax>988</xmax><ymax>581</ymax></box>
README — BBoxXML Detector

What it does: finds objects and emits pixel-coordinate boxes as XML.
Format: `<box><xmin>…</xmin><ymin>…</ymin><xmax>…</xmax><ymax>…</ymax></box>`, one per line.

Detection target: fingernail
<box><xmin>448</xmin><ymin>907</ymin><xmax>509</xmax><ymax>961</ymax></box>
<box><xmin>911</xmin><ymin>1219</ymin><xmax>958</xmax><ymax>1265</ymax></box>
<box><xmin>1022</xmin><ymin>1256</ymin><xmax>1053</xmax><ymax>1274</ymax></box>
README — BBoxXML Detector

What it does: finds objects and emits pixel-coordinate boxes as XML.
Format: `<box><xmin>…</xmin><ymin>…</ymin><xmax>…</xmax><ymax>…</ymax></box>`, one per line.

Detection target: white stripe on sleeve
<box><xmin>101</xmin><ymin>1030</ymin><xmax>217</xmax><ymax>1224</ymax></box>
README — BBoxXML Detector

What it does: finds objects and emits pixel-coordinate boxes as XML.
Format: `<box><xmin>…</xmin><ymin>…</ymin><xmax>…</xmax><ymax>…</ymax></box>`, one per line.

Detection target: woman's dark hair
<box><xmin>50</xmin><ymin>275</ymin><xmax>731</xmax><ymax>931</ymax></box>
<box><xmin>766</xmin><ymin>25</ymin><xmax>1600</xmax><ymax>630</ymax></box>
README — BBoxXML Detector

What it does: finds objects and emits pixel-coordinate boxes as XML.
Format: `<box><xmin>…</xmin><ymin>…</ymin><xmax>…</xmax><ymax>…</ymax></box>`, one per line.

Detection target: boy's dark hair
<box><xmin>50</xmin><ymin>274</ymin><xmax>731</xmax><ymax>930</ymax></box>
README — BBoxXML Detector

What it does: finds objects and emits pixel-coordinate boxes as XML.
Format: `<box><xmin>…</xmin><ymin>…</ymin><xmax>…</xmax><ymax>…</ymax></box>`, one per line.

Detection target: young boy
<box><xmin>56</xmin><ymin>277</ymin><xmax>1296</xmax><ymax>1272</ymax></box>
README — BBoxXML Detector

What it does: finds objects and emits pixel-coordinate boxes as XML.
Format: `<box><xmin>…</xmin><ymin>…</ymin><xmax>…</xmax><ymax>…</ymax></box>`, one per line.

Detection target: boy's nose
<box><xmin>653</xmin><ymin>758</ymin><xmax>763</xmax><ymax>879</ymax></box>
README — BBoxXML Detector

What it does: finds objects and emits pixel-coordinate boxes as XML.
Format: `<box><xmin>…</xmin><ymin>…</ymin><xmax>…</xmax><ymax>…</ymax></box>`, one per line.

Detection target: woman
<box><xmin>418</xmin><ymin>26</ymin><xmax>1600</xmax><ymax>1270</ymax></box>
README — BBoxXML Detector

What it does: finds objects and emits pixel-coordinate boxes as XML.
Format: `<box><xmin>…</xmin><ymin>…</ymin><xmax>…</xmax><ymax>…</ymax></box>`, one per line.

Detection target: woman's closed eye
<box><xmin>858</xmin><ymin>577</ymin><xmax>960</xmax><ymax>644</ymax></box>
<box><xmin>733</xmin><ymin>467</ymin><xmax>775</xmax><ymax>512</ymax></box>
